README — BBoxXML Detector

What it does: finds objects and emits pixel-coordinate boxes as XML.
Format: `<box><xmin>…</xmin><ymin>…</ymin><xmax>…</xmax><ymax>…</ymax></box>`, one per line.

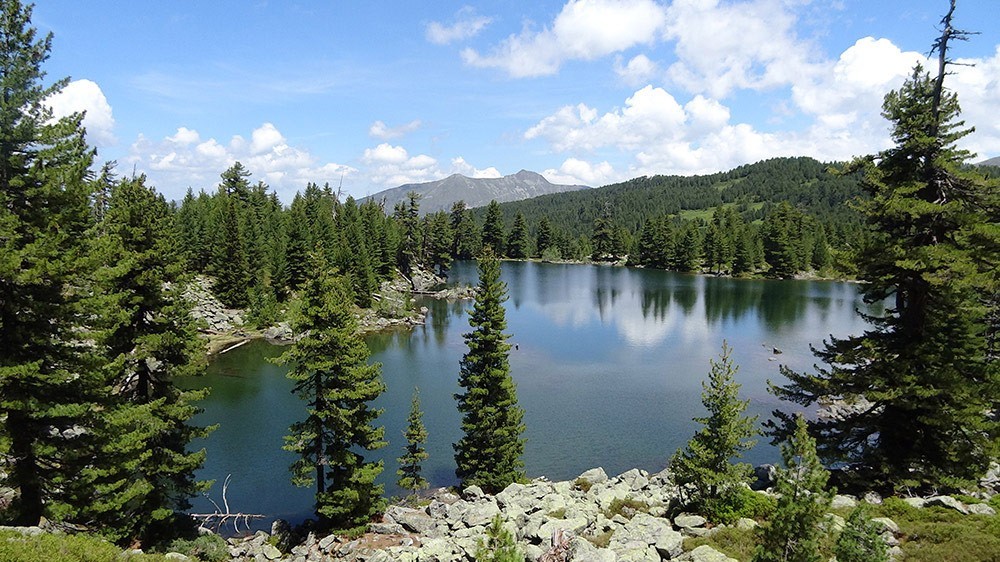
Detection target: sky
<box><xmin>34</xmin><ymin>0</ymin><xmax>1000</xmax><ymax>203</ymax></box>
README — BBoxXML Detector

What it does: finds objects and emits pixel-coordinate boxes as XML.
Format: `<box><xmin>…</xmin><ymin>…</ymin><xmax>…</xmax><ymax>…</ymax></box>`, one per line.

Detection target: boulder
<box><xmin>675</xmin><ymin>545</ymin><xmax>739</xmax><ymax>562</ymax></box>
<box><xmin>752</xmin><ymin>465</ymin><xmax>777</xmax><ymax>490</ymax></box>
<box><xmin>673</xmin><ymin>513</ymin><xmax>707</xmax><ymax>531</ymax></box>
<box><xmin>610</xmin><ymin>512</ymin><xmax>682</xmax><ymax>560</ymax></box>
<box><xmin>925</xmin><ymin>495</ymin><xmax>969</xmax><ymax>514</ymax></box>
<box><xmin>966</xmin><ymin>503</ymin><xmax>997</xmax><ymax>516</ymax></box>
<box><xmin>831</xmin><ymin>494</ymin><xmax>858</xmax><ymax>509</ymax></box>
<box><xmin>578</xmin><ymin>467</ymin><xmax>610</xmax><ymax>487</ymax></box>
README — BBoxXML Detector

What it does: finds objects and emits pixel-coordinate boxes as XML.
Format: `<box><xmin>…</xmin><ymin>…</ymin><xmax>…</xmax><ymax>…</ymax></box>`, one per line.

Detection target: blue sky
<box><xmin>36</xmin><ymin>0</ymin><xmax>1000</xmax><ymax>203</ymax></box>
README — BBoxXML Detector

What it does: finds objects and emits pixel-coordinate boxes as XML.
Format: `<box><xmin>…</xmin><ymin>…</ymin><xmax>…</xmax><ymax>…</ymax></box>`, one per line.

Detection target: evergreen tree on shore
<box><xmin>397</xmin><ymin>388</ymin><xmax>430</xmax><ymax>493</ymax></box>
<box><xmin>0</xmin><ymin>0</ymin><xmax>99</xmax><ymax>526</ymax></box>
<box><xmin>454</xmin><ymin>250</ymin><xmax>525</xmax><ymax>493</ymax></box>
<box><xmin>84</xmin><ymin>175</ymin><xmax>211</xmax><ymax>543</ymax></box>
<box><xmin>276</xmin><ymin>251</ymin><xmax>387</xmax><ymax>532</ymax></box>
<box><xmin>770</xmin><ymin>4</ymin><xmax>1000</xmax><ymax>492</ymax></box>
<box><xmin>670</xmin><ymin>342</ymin><xmax>758</xmax><ymax>520</ymax></box>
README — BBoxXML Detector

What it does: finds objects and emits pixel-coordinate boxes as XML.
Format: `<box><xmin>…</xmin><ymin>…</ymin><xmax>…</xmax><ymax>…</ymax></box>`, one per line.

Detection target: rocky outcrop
<box><xmin>181</xmin><ymin>276</ymin><xmax>244</xmax><ymax>333</ymax></box>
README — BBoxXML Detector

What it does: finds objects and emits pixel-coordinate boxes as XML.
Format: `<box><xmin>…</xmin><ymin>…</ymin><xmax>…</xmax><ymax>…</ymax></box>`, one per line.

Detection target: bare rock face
<box><xmin>182</xmin><ymin>276</ymin><xmax>244</xmax><ymax>333</ymax></box>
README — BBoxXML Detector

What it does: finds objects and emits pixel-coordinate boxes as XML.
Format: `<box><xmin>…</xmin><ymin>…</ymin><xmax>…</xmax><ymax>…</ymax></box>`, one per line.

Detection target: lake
<box><xmin>179</xmin><ymin>261</ymin><xmax>876</xmax><ymax>529</ymax></box>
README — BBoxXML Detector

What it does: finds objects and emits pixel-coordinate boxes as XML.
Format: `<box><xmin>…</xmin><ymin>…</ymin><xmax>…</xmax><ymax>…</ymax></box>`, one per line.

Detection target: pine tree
<box><xmin>753</xmin><ymin>415</ymin><xmax>833</xmax><ymax>562</ymax></box>
<box><xmin>454</xmin><ymin>250</ymin><xmax>526</xmax><ymax>493</ymax></box>
<box><xmin>481</xmin><ymin>200</ymin><xmax>506</xmax><ymax>256</ymax></box>
<box><xmin>670</xmin><ymin>342</ymin><xmax>758</xmax><ymax>521</ymax></box>
<box><xmin>833</xmin><ymin>505</ymin><xmax>889</xmax><ymax>562</ymax></box>
<box><xmin>84</xmin><ymin>175</ymin><xmax>211</xmax><ymax>543</ymax></box>
<box><xmin>474</xmin><ymin>515</ymin><xmax>523</xmax><ymax>562</ymax></box>
<box><xmin>507</xmin><ymin>212</ymin><xmax>529</xmax><ymax>259</ymax></box>
<box><xmin>0</xmin><ymin>0</ymin><xmax>99</xmax><ymax>526</ymax></box>
<box><xmin>771</xmin><ymin>5</ymin><xmax>1000</xmax><ymax>492</ymax></box>
<box><xmin>451</xmin><ymin>200</ymin><xmax>480</xmax><ymax>260</ymax></box>
<box><xmin>395</xmin><ymin>191</ymin><xmax>422</xmax><ymax>274</ymax></box>
<box><xmin>535</xmin><ymin>216</ymin><xmax>553</xmax><ymax>258</ymax></box>
<box><xmin>276</xmin><ymin>250</ymin><xmax>386</xmax><ymax>532</ymax></box>
<box><xmin>397</xmin><ymin>388</ymin><xmax>430</xmax><ymax>493</ymax></box>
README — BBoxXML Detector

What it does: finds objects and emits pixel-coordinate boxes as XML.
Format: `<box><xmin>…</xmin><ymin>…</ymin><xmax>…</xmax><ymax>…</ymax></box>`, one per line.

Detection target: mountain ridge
<box><xmin>363</xmin><ymin>170</ymin><xmax>589</xmax><ymax>214</ymax></box>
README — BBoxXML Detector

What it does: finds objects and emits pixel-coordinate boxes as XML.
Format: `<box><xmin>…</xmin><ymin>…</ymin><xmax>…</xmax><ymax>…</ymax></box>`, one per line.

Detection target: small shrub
<box><xmin>834</xmin><ymin>505</ymin><xmax>889</xmax><ymax>562</ymax></box>
<box><xmin>988</xmin><ymin>494</ymin><xmax>1000</xmax><ymax>512</ymax></box>
<box><xmin>0</xmin><ymin>530</ymin><xmax>170</xmax><ymax>562</ymax></box>
<box><xmin>163</xmin><ymin>534</ymin><xmax>229</xmax><ymax>562</ymax></box>
<box><xmin>684</xmin><ymin>527</ymin><xmax>757</xmax><ymax>561</ymax></box>
<box><xmin>603</xmin><ymin>497</ymin><xmax>649</xmax><ymax>520</ymax></box>
<box><xmin>705</xmin><ymin>487</ymin><xmax>776</xmax><ymax>524</ymax></box>
<box><xmin>474</xmin><ymin>515</ymin><xmax>523</xmax><ymax>562</ymax></box>
<box><xmin>573</xmin><ymin>478</ymin><xmax>593</xmax><ymax>493</ymax></box>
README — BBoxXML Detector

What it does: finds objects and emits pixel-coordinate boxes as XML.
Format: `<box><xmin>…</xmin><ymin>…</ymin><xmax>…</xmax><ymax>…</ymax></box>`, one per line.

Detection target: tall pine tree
<box><xmin>276</xmin><ymin>250</ymin><xmax>387</xmax><ymax>532</ymax></box>
<box><xmin>454</xmin><ymin>250</ymin><xmax>526</xmax><ymax>493</ymax></box>
<box><xmin>771</xmin><ymin>4</ymin><xmax>1000</xmax><ymax>492</ymax></box>
<box><xmin>0</xmin><ymin>0</ymin><xmax>99</xmax><ymax>526</ymax></box>
<box><xmin>397</xmin><ymin>388</ymin><xmax>429</xmax><ymax>493</ymax></box>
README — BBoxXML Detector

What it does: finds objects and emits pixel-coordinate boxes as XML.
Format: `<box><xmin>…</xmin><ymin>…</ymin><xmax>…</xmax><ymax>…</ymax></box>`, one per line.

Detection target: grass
<box><xmin>583</xmin><ymin>529</ymin><xmax>614</xmax><ymax>549</ymax></box>
<box><xmin>573</xmin><ymin>478</ymin><xmax>594</xmax><ymax>493</ymax></box>
<box><xmin>602</xmin><ymin>497</ymin><xmax>650</xmax><ymax>520</ymax></box>
<box><xmin>0</xmin><ymin>530</ymin><xmax>173</xmax><ymax>562</ymax></box>
<box><xmin>683</xmin><ymin>498</ymin><xmax>1000</xmax><ymax>562</ymax></box>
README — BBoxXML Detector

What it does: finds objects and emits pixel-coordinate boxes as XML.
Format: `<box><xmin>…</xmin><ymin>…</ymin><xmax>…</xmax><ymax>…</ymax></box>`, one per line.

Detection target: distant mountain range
<box><xmin>977</xmin><ymin>156</ymin><xmax>1000</xmax><ymax>167</ymax></box>
<box><xmin>363</xmin><ymin>170</ymin><xmax>589</xmax><ymax>214</ymax></box>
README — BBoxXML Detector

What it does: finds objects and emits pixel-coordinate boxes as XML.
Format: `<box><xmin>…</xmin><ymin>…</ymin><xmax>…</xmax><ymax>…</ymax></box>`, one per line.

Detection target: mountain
<box><xmin>976</xmin><ymin>156</ymin><xmax>1000</xmax><ymax>167</ymax></box>
<box><xmin>363</xmin><ymin>170</ymin><xmax>589</xmax><ymax>214</ymax></box>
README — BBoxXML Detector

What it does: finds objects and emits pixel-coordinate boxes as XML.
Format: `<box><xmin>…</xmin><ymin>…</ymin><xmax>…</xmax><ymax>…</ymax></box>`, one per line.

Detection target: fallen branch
<box><xmin>190</xmin><ymin>474</ymin><xmax>265</xmax><ymax>534</ymax></box>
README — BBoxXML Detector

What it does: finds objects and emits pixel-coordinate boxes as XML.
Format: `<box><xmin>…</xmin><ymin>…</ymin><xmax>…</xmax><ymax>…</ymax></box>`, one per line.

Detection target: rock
<box><xmin>164</xmin><ymin>554</ymin><xmax>189</xmax><ymax>561</ymax></box>
<box><xmin>262</xmin><ymin>543</ymin><xmax>282</xmax><ymax>560</ymax></box>
<box><xmin>831</xmin><ymin>494</ymin><xmax>858</xmax><ymax>509</ymax></box>
<box><xmin>370</xmin><ymin>521</ymin><xmax>407</xmax><ymax>534</ymax></box>
<box><xmin>862</xmin><ymin>491</ymin><xmax>883</xmax><ymax>505</ymax></box>
<box><xmin>735</xmin><ymin>518</ymin><xmax>758</xmax><ymax>530</ymax></box>
<box><xmin>925</xmin><ymin>495</ymin><xmax>969</xmax><ymax>514</ymax></box>
<box><xmin>752</xmin><ymin>464</ymin><xmax>777</xmax><ymax>490</ymax></box>
<box><xmin>673</xmin><ymin>513</ymin><xmax>707</xmax><ymax>530</ymax></box>
<box><xmin>578</xmin><ymin>467</ymin><xmax>610</xmax><ymax>487</ymax></box>
<box><xmin>316</xmin><ymin>533</ymin><xmax>338</xmax><ymax>552</ymax></box>
<box><xmin>609</xmin><ymin>512</ymin><xmax>682</xmax><ymax>560</ymax></box>
<box><xmin>966</xmin><ymin>503</ymin><xmax>997</xmax><ymax>516</ymax></box>
<box><xmin>463</xmin><ymin>485</ymin><xmax>486</xmax><ymax>501</ymax></box>
<box><xmin>870</xmin><ymin>517</ymin><xmax>900</xmax><ymax>535</ymax></box>
<box><xmin>902</xmin><ymin>497</ymin><xmax>927</xmax><ymax>508</ymax></box>
<box><xmin>568</xmin><ymin>537</ymin><xmax>618</xmax><ymax>562</ymax></box>
<box><xmin>822</xmin><ymin>513</ymin><xmax>846</xmax><ymax>534</ymax></box>
<box><xmin>675</xmin><ymin>545</ymin><xmax>739</xmax><ymax>562</ymax></box>
<box><xmin>463</xmin><ymin>501</ymin><xmax>501</xmax><ymax>528</ymax></box>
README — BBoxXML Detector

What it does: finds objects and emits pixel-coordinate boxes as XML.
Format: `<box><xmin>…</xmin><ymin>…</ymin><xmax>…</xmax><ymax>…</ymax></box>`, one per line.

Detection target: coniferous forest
<box><xmin>2</xmin><ymin>0</ymin><xmax>1000</xmax><ymax>560</ymax></box>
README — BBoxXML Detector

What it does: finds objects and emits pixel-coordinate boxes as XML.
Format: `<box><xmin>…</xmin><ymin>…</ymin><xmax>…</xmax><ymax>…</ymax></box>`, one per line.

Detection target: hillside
<box><xmin>977</xmin><ymin>156</ymin><xmax>1000</xmax><ymax>167</ymax></box>
<box><xmin>364</xmin><ymin>170</ymin><xmax>588</xmax><ymax>214</ymax></box>
<box><xmin>473</xmin><ymin>157</ymin><xmax>865</xmax><ymax>245</ymax></box>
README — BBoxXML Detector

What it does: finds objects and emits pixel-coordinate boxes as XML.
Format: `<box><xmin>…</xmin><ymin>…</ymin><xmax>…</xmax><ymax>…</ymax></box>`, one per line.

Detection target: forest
<box><xmin>2</xmin><ymin>0</ymin><xmax>1000</xmax><ymax>560</ymax></box>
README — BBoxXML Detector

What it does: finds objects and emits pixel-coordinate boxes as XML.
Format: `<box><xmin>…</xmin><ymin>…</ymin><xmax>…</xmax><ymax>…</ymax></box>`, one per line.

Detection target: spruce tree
<box><xmin>0</xmin><ymin>0</ymin><xmax>99</xmax><ymax>526</ymax></box>
<box><xmin>397</xmin><ymin>388</ymin><xmax>430</xmax><ymax>493</ymax></box>
<box><xmin>276</xmin><ymin>250</ymin><xmax>386</xmax><ymax>532</ymax></box>
<box><xmin>450</xmin><ymin>200</ymin><xmax>480</xmax><ymax>260</ymax></box>
<box><xmin>481</xmin><ymin>200</ymin><xmax>506</xmax><ymax>256</ymax></box>
<box><xmin>211</xmin><ymin>193</ymin><xmax>251</xmax><ymax>308</ymax></box>
<box><xmin>670</xmin><ymin>342</ymin><xmax>758</xmax><ymax>521</ymax></box>
<box><xmin>454</xmin><ymin>250</ymin><xmax>526</xmax><ymax>493</ymax></box>
<box><xmin>84</xmin><ymin>175</ymin><xmax>211</xmax><ymax>543</ymax></box>
<box><xmin>535</xmin><ymin>216</ymin><xmax>553</xmax><ymax>258</ymax></box>
<box><xmin>506</xmin><ymin>212</ymin><xmax>529</xmax><ymax>259</ymax></box>
<box><xmin>833</xmin><ymin>505</ymin><xmax>889</xmax><ymax>562</ymax></box>
<box><xmin>753</xmin><ymin>415</ymin><xmax>833</xmax><ymax>562</ymax></box>
<box><xmin>771</xmin><ymin>5</ymin><xmax>1000</xmax><ymax>492</ymax></box>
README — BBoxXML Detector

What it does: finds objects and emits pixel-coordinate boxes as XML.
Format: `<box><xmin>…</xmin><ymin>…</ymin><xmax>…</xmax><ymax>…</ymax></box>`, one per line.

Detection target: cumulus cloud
<box><xmin>426</xmin><ymin>7</ymin><xmax>493</xmax><ymax>45</ymax></box>
<box><xmin>369</xmin><ymin>119</ymin><xmax>422</xmax><ymax>140</ymax></box>
<box><xmin>541</xmin><ymin>158</ymin><xmax>615</xmax><ymax>186</ymax></box>
<box><xmin>614</xmin><ymin>54</ymin><xmax>658</xmax><ymax>86</ymax></box>
<box><xmin>45</xmin><ymin>79</ymin><xmax>116</xmax><ymax>146</ymax></box>
<box><xmin>127</xmin><ymin>123</ymin><xmax>355</xmax><ymax>202</ymax></box>
<box><xmin>663</xmin><ymin>0</ymin><xmax>821</xmax><ymax>98</ymax></box>
<box><xmin>451</xmin><ymin>156</ymin><xmax>503</xmax><ymax>178</ymax></box>
<box><xmin>361</xmin><ymin>143</ymin><xmax>441</xmax><ymax>186</ymax></box>
<box><xmin>462</xmin><ymin>0</ymin><xmax>666</xmax><ymax>77</ymax></box>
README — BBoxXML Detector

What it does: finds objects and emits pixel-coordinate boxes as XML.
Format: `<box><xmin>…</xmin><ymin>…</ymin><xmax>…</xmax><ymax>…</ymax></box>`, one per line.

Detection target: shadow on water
<box><xmin>183</xmin><ymin>261</ymin><xmax>876</xmax><ymax>531</ymax></box>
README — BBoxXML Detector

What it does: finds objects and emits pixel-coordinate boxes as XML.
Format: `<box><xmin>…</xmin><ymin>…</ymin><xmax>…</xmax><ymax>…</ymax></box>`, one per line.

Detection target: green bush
<box><xmin>474</xmin><ymin>515</ymin><xmax>523</xmax><ymax>562</ymax></box>
<box><xmin>704</xmin><ymin>487</ymin><xmax>776</xmax><ymax>524</ymax></box>
<box><xmin>162</xmin><ymin>534</ymin><xmax>229</xmax><ymax>562</ymax></box>
<box><xmin>602</xmin><ymin>497</ymin><xmax>649</xmax><ymax>520</ymax></box>
<box><xmin>0</xmin><ymin>530</ymin><xmax>170</xmax><ymax>562</ymax></box>
<box><xmin>834</xmin><ymin>505</ymin><xmax>889</xmax><ymax>562</ymax></box>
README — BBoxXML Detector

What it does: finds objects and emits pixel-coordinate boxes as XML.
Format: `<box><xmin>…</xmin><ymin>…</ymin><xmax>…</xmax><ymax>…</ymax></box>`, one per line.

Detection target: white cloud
<box><xmin>950</xmin><ymin>47</ymin><xmax>1000</xmax><ymax>159</ymax></box>
<box><xmin>541</xmin><ymin>158</ymin><xmax>615</xmax><ymax>186</ymax></box>
<box><xmin>462</xmin><ymin>0</ymin><xmax>666</xmax><ymax>77</ymax></box>
<box><xmin>45</xmin><ymin>79</ymin><xmax>116</xmax><ymax>146</ymax></box>
<box><xmin>614</xmin><ymin>54</ymin><xmax>658</xmax><ymax>86</ymax></box>
<box><xmin>361</xmin><ymin>143</ymin><xmax>440</xmax><ymax>186</ymax></box>
<box><xmin>663</xmin><ymin>0</ymin><xmax>820</xmax><ymax>98</ymax></box>
<box><xmin>426</xmin><ymin>7</ymin><xmax>493</xmax><ymax>45</ymax></box>
<box><xmin>127</xmin><ymin>123</ymin><xmax>355</xmax><ymax>202</ymax></box>
<box><xmin>451</xmin><ymin>156</ymin><xmax>503</xmax><ymax>178</ymax></box>
<box><xmin>369</xmin><ymin>119</ymin><xmax>422</xmax><ymax>140</ymax></box>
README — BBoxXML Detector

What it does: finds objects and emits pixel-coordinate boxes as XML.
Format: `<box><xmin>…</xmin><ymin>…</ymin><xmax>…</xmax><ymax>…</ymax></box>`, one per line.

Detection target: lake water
<box><xmin>179</xmin><ymin>261</ymin><xmax>876</xmax><ymax>529</ymax></box>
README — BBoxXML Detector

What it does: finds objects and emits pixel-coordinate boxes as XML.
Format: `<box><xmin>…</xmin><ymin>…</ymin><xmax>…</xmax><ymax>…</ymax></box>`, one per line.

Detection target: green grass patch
<box><xmin>573</xmin><ymin>478</ymin><xmax>593</xmax><ymax>493</ymax></box>
<box><xmin>583</xmin><ymin>529</ymin><xmax>614</xmax><ymax>549</ymax></box>
<box><xmin>602</xmin><ymin>497</ymin><xmax>649</xmax><ymax>520</ymax></box>
<box><xmin>0</xmin><ymin>530</ymin><xmax>173</xmax><ymax>562</ymax></box>
<box><xmin>684</xmin><ymin>527</ymin><xmax>757</xmax><ymax>561</ymax></box>
<box><xmin>872</xmin><ymin>499</ymin><xmax>1000</xmax><ymax>562</ymax></box>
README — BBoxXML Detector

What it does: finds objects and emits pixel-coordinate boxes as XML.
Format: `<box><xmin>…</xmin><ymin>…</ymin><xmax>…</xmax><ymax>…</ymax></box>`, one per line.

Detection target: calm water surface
<box><xmin>180</xmin><ymin>261</ymin><xmax>876</xmax><ymax>528</ymax></box>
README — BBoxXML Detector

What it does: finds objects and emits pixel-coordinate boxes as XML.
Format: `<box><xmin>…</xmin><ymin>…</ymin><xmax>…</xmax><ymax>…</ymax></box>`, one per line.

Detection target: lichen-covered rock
<box><xmin>675</xmin><ymin>544</ymin><xmax>739</xmax><ymax>562</ymax></box>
